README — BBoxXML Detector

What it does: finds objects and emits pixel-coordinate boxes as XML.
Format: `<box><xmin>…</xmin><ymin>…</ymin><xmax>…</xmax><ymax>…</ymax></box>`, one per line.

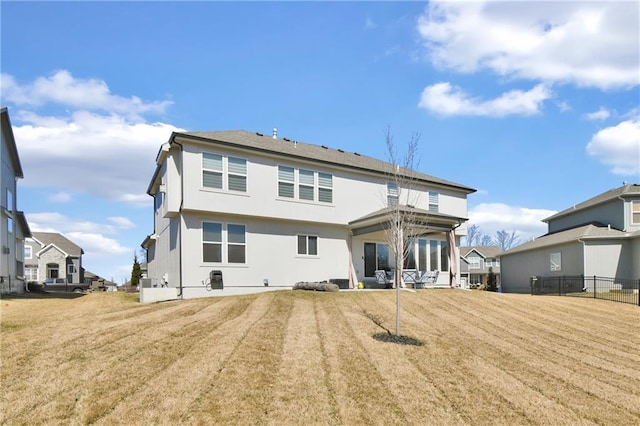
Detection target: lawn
<box><xmin>1</xmin><ymin>289</ymin><xmax>639</xmax><ymax>425</ymax></box>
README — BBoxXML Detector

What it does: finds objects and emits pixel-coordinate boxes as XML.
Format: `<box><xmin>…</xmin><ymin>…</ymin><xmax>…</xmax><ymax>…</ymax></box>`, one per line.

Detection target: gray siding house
<box><xmin>25</xmin><ymin>232</ymin><xmax>84</xmax><ymax>284</ymax></box>
<box><xmin>1</xmin><ymin>107</ymin><xmax>31</xmax><ymax>294</ymax></box>
<box><xmin>501</xmin><ymin>184</ymin><xmax>640</xmax><ymax>293</ymax></box>
<box><xmin>460</xmin><ymin>246</ymin><xmax>501</xmax><ymax>288</ymax></box>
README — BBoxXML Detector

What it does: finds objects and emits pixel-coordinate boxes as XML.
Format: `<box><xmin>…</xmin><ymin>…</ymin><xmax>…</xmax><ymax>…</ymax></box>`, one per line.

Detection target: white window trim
<box><xmin>201</xmin><ymin>152</ymin><xmax>248</xmax><ymax>193</ymax></box>
<box><xmin>67</xmin><ymin>264</ymin><xmax>77</xmax><ymax>275</ymax></box>
<box><xmin>296</xmin><ymin>235</ymin><xmax>319</xmax><ymax>257</ymax></box>
<box><xmin>550</xmin><ymin>252</ymin><xmax>561</xmax><ymax>272</ymax></box>
<box><xmin>469</xmin><ymin>257</ymin><xmax>481</xmax><ymax>269</ymax></box>
<box><xmin>632</xmin><ymin>201</ymin><xmax>640</xmax><ymax>224</ymax></box>
<box><xmin>24</xmin><ymin>245</ymin><xmax>32</xmax><ymax>259</ymax></box>
<box><xmin>202</xmin><ymin>221</ymin><xmax>247</xmax><ymax>265</ymax></box>
<box><xmin>428</xmin><ymin>191</ymin><xmax>439</xmax><ymax>212</ymax></box>
<box><xmin>277</xmin><ymin>165</ymin><xmax>333</xmax><ymax>205</ymax></box>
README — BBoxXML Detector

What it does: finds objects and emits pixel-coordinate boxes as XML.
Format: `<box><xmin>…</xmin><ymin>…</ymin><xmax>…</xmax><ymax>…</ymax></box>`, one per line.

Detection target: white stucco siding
<box><xmin>146</xmin><ymin>216</ymin><xmax>181</xmax><ymax>288</ymax></box>
<box><xmin>501</xmin><ymin>242</ymin><xmax>584</xmax><ymax>293</ymax></box>
<box><xmin>584</xmin><ymin>240</ymin><xmax>633</xmax><ymax>278</ymax></box>
<box><xmin>178</xmin><ymin>214</ymin><xmax>350</xmax><ymax>299</ymax></box>
<box><xmin>179</xmin><ymin>143</ymin><xmax>469</xmax><ymax>226</ymax></box>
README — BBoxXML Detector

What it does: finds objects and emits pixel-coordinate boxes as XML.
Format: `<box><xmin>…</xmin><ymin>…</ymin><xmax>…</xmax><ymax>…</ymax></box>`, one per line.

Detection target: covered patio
<box><xmin>346</xmin><ymin>205</ymin><xmax>467</xmax><ymax>289</ymax></box>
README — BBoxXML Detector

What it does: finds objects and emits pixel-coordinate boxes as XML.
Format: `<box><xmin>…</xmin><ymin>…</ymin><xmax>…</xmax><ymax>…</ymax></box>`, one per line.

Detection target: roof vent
<box><xmin>354</xmin><ymin>152</ymin><xmax>361</xmax><ymax>156</ymax></box>
<box><xmin>256</xmin><ymin>132</ymin><xmax>263</xmax><ymax>137</ymax></box>
<box><xmin>321</xmin><ymin>145</ymin><xmax>328</xmax><ymax>149</ymax></box>
<box><xmin>272</xmin><ymin>128</ymin><xmax>278</xmax><ymax>139</ymax></box>
<box><xmin>283</xmin><ymin>137</ymin><xmax>290</xmax><ymax>141</ymax></box>
<box><xmin>338</xmin><ymin>149</ymin><xmax>344</xmax><ymax>153</ymax></box>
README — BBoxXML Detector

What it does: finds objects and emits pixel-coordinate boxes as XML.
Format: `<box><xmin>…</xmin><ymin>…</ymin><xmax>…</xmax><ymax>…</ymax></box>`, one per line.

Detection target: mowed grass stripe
<box><xmin>410</xmin><ymin>291</ymin><xmax>640</xmax><ymax>423</ymax></box>
<box><xmin>406</xmin><ymin>293</ymin><xmax>585</xmax><ymax>423</ymax></box>
<box><xmin>383</xmin><ymin>294</ymin><xmax>531</xmax><ymax>425</ymax></box>
<box><xmin>265</xmin><ymin>293</ymin><xmax>338</xmax><ymax>424</ymax></box>
<box><xmin>474</xmin><ymin>292</ymin><xmax>640</xmax><ymax>355</ymax></box>
<box><xmin>436</xmin><ymin>292</ymin><xmax>640</xmax><ymax>396</ymax></box>
<box><xmin>182</xmin><ymin>292</ymin><xmax>292</xmax><ymax>424</ymax></box>
<box><xmin>345</xmin><ymin>292</ymin><xmax>472</xmax><ymax>425</ymax></box>
<box><xmin>314</xmin><ymin>293</ymin><xmax>408</xmax><ymax>424</ymax></box>
<box><xmin>91</xmin><ymin>295</ymin><xmax>258</xmax><ymax>424</ymax></box>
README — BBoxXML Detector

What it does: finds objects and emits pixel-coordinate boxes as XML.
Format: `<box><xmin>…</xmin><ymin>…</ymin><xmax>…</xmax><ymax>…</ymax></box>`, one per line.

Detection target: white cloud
<box><xmin>586</xmin><ymin>118</ymin><xmax>640</xmax><ymax>175</ymax></box>
<box><xmin>12</xmin><ymin>108</ymin><xmax>182</xmax><ymax>206</ymax></box>
<box><xmin>418</xmin><ymin>82</ymin><xmax>551</xmax><ymax>117</ymax></box>
<box><xmin>468</xmin><ymin>203</ymin><xmax>557</xmax><ymax>241</ymax></box>
<box><xmin>585</xmin><ymin>107</ymin><xmax>611</xmax><ymax>121</ymax></box>
<box><xmin>108</xmin><ymin>216</ymin><xmax>136</xmax><ymax>230</ymax></box>
<box><xmin>417</xmin><ymin>1</ymin><xmax>639</xmax><ymax>90</ymax></box>
<box><xmin>48</xmin><ymin>191</ymin><xmax>72</xmax><ymax>203</ymax></box>
<box><xmin>1</xmin><ymin>70</ymin><xmax>172</xmax><ymax>120</ymax></box>
<box><xmin>66</xmin><ymin>232</ymin><xmax>131</xmax><ymax>256</ymax></box>
<box><xmin>27</xmin><ymin>212</ymin><xmax>133</xmax><ymax>257</ymax></box>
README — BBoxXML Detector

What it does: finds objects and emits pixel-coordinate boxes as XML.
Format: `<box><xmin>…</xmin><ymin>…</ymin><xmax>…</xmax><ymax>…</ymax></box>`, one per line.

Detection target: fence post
<box><xmin>594</xmin><ymin>275</ymin><xmax>597</xmax><ymax>299</ymax></box>
<box><xmin>637</xmin><ymin>279</ymin><xmax>640</xmax><ymax>307</ymax></box>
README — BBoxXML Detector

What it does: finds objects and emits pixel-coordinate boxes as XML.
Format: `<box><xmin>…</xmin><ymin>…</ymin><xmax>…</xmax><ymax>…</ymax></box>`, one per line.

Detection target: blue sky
<box><xmin>2</xmin><ymin>1</ymin><xmax>638</xmax><ymax>283</ymax></box>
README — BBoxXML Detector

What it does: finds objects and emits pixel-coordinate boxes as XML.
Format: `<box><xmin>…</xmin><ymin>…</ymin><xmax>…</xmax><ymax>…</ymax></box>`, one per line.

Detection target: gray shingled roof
<box><xmin>32</xmin><ymin>232</ymin><xmax>83</xmax><ymax>256</ymax></box>
<box><xmin>460</xmin><ymin>246</ymin><xmax>502</xmax><ymax>258</ymax></box>
<box><xmin>544</xmin><ymin>184</ymin><xmax>640</xmax><ymax>222</ymax></box>
<box><xmin>175</xmin><ymin>131</ymin><xmax>476</xmax><ymax>193</ymax></box>
<box><xmin>501</xmin><ymin>224</ymin><xmax>634</xmax><ymax>256</ymax></box>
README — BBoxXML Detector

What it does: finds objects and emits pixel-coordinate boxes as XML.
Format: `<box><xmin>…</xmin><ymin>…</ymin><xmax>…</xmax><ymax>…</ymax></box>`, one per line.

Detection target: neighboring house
<box><xmin>25</xmin><ymin>232</ymin><xmax>84</xmax><ymax>284</ymax></box>
<box><xmin>459</xmin><ymin>246</ymin><xmax>501</xmax><ymax>287</ymax></box>
<box><xmin>142</xmin><ymin>130</ymin><xmax>475</xmax><ymax>298</ymax></box>
<box><xmin>83</xmin><ymin>269</ymin><xmax>118</xmax><ymax>291</ymax></box>
<box><xmin>501</xmin><ymin>184</ymin><xmax>640</xmax><ymax>293</ymax></box>
<box><xmin>1</xmin><ymin>107</ymin><xmax>31</xmax><ymax>294</ymax></box>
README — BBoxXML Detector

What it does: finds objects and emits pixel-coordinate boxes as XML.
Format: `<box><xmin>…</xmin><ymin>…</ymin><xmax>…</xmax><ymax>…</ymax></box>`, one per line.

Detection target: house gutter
<box><xmin>171</xmin><ymin>138</ymin><xmax>185</xmax><ymax>299</ymax></box>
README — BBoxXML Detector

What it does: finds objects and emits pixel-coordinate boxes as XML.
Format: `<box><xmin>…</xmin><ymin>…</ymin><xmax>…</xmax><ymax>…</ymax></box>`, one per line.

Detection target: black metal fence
<box><xmin>530</xmin><ymin>275</ymin><xmax>640</xmax><ymax>306</ymax></box>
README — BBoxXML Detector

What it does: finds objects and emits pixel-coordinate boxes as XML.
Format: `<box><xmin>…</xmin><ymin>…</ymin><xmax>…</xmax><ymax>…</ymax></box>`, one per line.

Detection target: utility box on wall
<box><xmin>210</xmin><ymin>270</ymin><xmax>223</xmax><ymax>289</ymax></box>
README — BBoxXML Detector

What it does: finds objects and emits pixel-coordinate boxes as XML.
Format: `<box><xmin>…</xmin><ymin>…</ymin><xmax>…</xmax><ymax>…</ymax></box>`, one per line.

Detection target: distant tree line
<box><xmin>464</xmin><ymin>224</ymin><xmax>521</xmax><ymax>251</ymax></box>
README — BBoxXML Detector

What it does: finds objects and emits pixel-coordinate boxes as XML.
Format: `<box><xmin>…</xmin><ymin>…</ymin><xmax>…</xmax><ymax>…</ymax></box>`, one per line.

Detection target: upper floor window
<box><xmin>469</xmin><ymin>257</ymin><xmax>481</xmax><ymax>269</ymax></box>
<box><xmin>278</xmin><ymin>166</ymin><xmax>332</xmax><ymax>204</ymax></box>
<box><xmin>633</xmin><ymin>201</ymin><xmax>640</xmax><ymax>224</ymax></box>
<box><xmin>485</xmin><ymin>259</ymin><xmax>492</xmax><ymax>267</ymax></box>
<box><xmin>387</xmin><ymin>182</ymin><xmax>398</xmax><ymax>207</ymax></box>
<box><xmin>202</xmin><ymin>153</ymin><xmax>247</xmax><ymax>192</ymax></box>
<box><xmin>68</xmin><ymin>264</ymin><xmax>77</xmax><ymax>275</ymax></box>
<box><xmin>318</xmin><ymin>173</ymin><xmax>333</xmax><ymax>203</ymax></box>
<box><xmin>429</xmin><ymin>191</ymin><xmax>439</xmax><ymax>212</ymax></box>
<box><xmin>24</xmin><ymin>246</ymin><xmax>32</xmax><ymax>259</ymax></box>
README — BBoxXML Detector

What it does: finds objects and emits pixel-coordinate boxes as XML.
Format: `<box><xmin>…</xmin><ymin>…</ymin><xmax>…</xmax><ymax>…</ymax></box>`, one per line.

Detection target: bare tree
<box><xmin>495</xmin><ymin>230</ymin><xmax>520</xmax><ymax>251</ymax></box>
<box><xmin>480</xmin><ymin>234</ymin><xmax>494</xmax><ymax>246</ymax></box>
<box><xmin>465</xmin><ymin>224</ymin><xmax>481</xmax><ymax>246</ymax></box>
<box><xmin>382</xmin><ymin>127</ymin><xmax>422</xmax><ymax>337</ymax></box>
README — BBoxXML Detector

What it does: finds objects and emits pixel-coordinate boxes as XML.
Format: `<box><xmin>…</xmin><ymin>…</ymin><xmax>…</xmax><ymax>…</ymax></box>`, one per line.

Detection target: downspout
<box><xmin>172</xmin><ymin>139</ymin><xmax>185</xmax><ymax>299</ymax></box>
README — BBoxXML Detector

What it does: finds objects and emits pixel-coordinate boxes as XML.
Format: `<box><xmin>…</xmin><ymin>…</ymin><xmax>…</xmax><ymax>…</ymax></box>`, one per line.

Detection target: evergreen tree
<box><xmin>486</xmin><ymin>266</ymin><xmax>497</xmax><ymax>292</ymax></box>
<box><xmin>130</xmin><ymin>253</ymin><xmax>142</xmax><ymax>289</ymax></box>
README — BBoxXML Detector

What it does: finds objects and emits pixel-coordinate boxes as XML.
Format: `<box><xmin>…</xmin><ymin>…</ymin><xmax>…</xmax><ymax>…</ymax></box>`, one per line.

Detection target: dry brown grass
<box><xmin>1</xmin><ymin>289</ymin><xmax>639</xmax><ymax>425</ymax></box>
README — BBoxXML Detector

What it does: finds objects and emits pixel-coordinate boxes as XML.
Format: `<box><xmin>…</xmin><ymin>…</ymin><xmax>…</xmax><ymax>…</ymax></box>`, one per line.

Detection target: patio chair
<box><xmin>402</xmin><ymin>269</ymin><xmax>418</xmax><ymax>288</ymax></box>
<box><xmin>375</xmin><ymin>270</ymin><xmax>394</xmax><ymax>289</ymax></box>
<box><xmin>417</xmin><ymin>270</ymin><xmax>439</xmax><ymax>285</ymax></box>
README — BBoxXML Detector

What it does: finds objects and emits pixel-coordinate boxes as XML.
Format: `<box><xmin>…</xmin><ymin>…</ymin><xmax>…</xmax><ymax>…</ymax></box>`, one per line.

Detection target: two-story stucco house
<box><xmin>501</xmin><ymin>184</ymin><xmax>640</xmax><ymax>293</ymax></box>
<box><xmin>1</xmin><ymin>107</ymin><xmax>31</xmax><ymax>294</ymax></box>
<box><xmin>142</xmin><ymin>130</ymin><xmax>475</xmax><ymax>299</ymax></box>
<box><xmin>24</xmin><ymin>232</ymin><xmax>84</xmax><ymax>284</ymax></box>
<box><xmin>460</xmin><ymin>246</ymin><xmax>501</xmax><ymax>288</ymax></box>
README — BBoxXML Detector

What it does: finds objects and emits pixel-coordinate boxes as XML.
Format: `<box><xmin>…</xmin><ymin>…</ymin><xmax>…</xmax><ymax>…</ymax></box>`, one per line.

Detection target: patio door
<box><xmin>364</xmin><ymin>242</ymin><xmax>390</xmax><ymax>277</ymax></box>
